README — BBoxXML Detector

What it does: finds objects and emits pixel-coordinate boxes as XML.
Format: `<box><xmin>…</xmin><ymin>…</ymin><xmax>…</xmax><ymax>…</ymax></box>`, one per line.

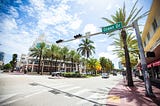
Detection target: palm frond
<box><xmin>102</xmin><ymin>17</ymin><xmax>115</xmax><ymax>24</ymax></box>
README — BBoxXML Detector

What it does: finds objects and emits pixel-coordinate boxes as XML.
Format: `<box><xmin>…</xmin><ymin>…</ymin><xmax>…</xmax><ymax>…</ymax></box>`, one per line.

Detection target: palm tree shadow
<box><xmin>108</xmin><ymin>81</ymin><xmax>160</xmax><ymax>106</ymax></box>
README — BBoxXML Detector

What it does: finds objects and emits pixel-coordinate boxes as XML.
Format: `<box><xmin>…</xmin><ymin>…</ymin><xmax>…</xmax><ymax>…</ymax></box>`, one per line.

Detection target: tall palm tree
<box><xmin>69</xmin><ymin>50</ymin><xmax>76</xmax><ymax>72</ymax></box>
<box><xmin>59</xmin><ymin>46</ymin><xmax>69</xmax><ymax>72</ymax></box>
<box><xmin>77</xmin><ymin>38</ymin><xmax>95</xmax><ymax>73</ymax></box>
<box><xmin>30</xmin><ymin>42</ymin><xmax>46</xmax><ymax>74</ymax></box>
<box><xmin>102</xmin><ymin>0</ymin><xmax>147</xmax><ymax>86</ymax></box>
<box><xmin>50</xmin><ymin>44</ymin><xmax>60</xmax><ymax>72</ymax></box>
<box><xmin>77</xmin><ymin>38</ymin><xmax>95</xmax><ymax>58</ymax></box>
<box><xmin>112</xmin><ymin>33</ymin><xmax>139</xmax><ymax>67</ymax></box>
<box><xmin>74</xmin><ymin>53</ymin><xmax>81</xmax><ymax>73</ymax></box>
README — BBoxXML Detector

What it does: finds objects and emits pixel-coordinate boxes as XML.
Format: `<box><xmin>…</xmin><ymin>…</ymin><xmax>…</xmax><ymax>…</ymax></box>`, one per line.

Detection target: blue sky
<box><xmin>0</xmin><ymin>0</ymin><xmax>152</xmax><ymax>68</ymax></box>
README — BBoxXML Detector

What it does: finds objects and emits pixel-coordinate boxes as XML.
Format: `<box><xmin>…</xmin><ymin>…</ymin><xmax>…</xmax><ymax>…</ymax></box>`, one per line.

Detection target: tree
<box><xmin>112</xmin><ymin>33</ymin><xmax>139</xmax><ymax>68</ymax></box>
<box><xmin>77</xmin><ymin>38</ymin><xmax>95</xmax><ymax>58</ymax></box>
<box><xmin>10</xmin><ymin>54</ymin><xmax>17</xmax><ymax>72</ymax></box>
<box><xmin>3</xmin><ymin>63</ymin><xmax>12</xmax><ymax>70</ymax></box>
<box><xmin>87</xmin><ymin>58</ymin><xmax>97</xmax><ymax>75</ymax></box>
<box><xmin>99</xmin><ymin>57</ymin><xmax>107</xmax><ymax>72</ymax></box>
<box><xmin>74</xmin><ymin>53</ymin><xmax>81</xmax><ymax>73</ymax></box>
<box><xmin>50</xmin><ymin>44</ymin><xmax>60</xmax><ymax>72</ymax></box>
<box><xmin>29</xmin><ymin>42</ymin><xmax>46</xmax><ymax>74</ymax></box>
<box><xmin>77</xmin><ymin>38</ymin><xmax>95</xmax><ymax>73</ymax></box>
<box><xmin>102</xmin><ymin>0</ymin><xmax>146</xmax><ymax>86</ymax></box>
<box><xmin>68</xmin><ymin>50</ymin><xmax>77</xmax><ymax>72</ymax></box>
<box><xmin>99</xmin><ymin>57</ymin><xmax>114</xmax><ymax>73</ymax></box>
<box><xmin>59</xmin><ymin>46</ymin><xmax>69</xmax><ymax>72</ymax></box>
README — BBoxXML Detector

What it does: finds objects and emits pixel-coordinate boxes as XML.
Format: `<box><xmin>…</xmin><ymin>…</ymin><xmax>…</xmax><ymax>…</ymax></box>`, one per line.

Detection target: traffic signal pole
<box><xmin>133</xmin><ymin>20</ymin><xmax>154</xmax><ymax>97</ymax></box>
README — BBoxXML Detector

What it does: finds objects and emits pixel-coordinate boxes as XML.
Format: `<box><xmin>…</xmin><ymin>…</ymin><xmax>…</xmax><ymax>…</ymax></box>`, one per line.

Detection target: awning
<box><xmin>137</xmin><ymin>44</ymin><xmax>160</xmax><ymax>68</ymax></box>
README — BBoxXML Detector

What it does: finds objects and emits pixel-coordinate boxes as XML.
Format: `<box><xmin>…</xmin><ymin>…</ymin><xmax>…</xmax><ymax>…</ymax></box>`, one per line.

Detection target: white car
<box><xmin>102</xmin><ymin>73</ymin><xmax>109</xmax><ymax>78</ymax></box>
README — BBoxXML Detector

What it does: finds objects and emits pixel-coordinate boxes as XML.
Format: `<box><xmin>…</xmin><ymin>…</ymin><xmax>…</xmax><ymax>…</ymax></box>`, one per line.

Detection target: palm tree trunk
<box><xmin>121</xmin><ymin>30</ymin><xmax>134</xmax><ymax>86</ymax></box>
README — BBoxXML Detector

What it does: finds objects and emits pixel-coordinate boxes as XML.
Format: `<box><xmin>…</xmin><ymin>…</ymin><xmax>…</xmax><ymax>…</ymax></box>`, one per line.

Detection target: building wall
<box><xmin>142</xmin><ymin>0</ymin><xmax>160</xmax><ymax>51</ymax></box>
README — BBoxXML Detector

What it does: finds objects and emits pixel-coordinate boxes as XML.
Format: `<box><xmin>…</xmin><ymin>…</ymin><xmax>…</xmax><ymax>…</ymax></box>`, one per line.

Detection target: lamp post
<box><xmin>133</xmin><ymin>20</ymin><xmax>154</xmax><ymax>97</ymax></box>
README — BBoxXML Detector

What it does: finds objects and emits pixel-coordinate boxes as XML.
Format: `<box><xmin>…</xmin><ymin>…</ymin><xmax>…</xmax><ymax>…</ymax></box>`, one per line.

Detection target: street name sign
<box><xmin>102</xmin><ymin>22</ymin><xmax>122</xmax><ymax>33</ymax></box>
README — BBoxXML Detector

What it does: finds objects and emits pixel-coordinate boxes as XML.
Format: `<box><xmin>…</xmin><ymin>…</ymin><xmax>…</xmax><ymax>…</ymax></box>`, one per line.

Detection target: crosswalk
<box><xmin>0</xmin><ymin>81</ymin><xmax>110</xmax><ymax>106</ymax></box>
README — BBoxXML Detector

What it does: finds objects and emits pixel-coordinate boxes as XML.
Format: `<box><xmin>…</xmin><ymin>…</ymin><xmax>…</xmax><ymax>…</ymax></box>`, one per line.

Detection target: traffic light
<box><xmin>74</xmin><ymin>34</ymin><xmax>82</xmax><ymax>39</ymax></box>
<box><xmin>56</xmin><ymin>39</ymin><xmax>63</xmax><ymax>43</ymax></box>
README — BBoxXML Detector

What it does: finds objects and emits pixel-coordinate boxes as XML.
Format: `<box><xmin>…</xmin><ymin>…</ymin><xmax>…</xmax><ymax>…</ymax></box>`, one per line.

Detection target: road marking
<box><xmin>73</xmin><ymin>89</ymin><xmax>90</xmax><ymax>95</ymax></box>
<box><xmin>54</xmin><ymin>84</ymin><xmax>72</xmax><ymax>89</ymax></box>
<box><xmin>0</xmin><ymin>93</ymin><xmax>18</xmax><ymax>102</ymax></box>
<box><xmin>107</xmin><ymin>95</ymin><xmax>120</xmax><ymax>103</ymax></box>
<box><xmin>63</xmin><ymin>86</ymin><xmax>80</xmax><ymax>92</ymax></box>
<box><xmin>0</xmin><ymin>89</ymin><xmax>50</xmax><ymax>106</ymax></box>
<box><xmin>76</xmin><ymin>93</ymin><xmax>98</xmax><ymax>105</ymax></box>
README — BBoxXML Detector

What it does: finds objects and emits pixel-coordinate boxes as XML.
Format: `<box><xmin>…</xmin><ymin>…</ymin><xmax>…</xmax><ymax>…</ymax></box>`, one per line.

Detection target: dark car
<box><xmin>52</xmin><ymin>72</ymin><xmax>61</xmax><ymax>76</ymax></box>
<box><xmin>102</xmin><ymin>73</ymin><xmax>109</xmax><ymax>78</ymax></box>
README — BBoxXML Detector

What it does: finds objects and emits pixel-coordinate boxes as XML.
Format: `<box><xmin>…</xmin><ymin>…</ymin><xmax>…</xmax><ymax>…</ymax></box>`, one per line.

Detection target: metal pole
<box><xmin>133</xmin><ymin>20</ymin><xmax>154</xmax><ymax>97</ymax></box>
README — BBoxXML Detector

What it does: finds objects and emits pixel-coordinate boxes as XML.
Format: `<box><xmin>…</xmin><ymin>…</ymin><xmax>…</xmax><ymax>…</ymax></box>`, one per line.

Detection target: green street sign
<box><xmin>102</xmin><ymin>22</ymin><xmax>122</xmax><ymax>33</ymax></box>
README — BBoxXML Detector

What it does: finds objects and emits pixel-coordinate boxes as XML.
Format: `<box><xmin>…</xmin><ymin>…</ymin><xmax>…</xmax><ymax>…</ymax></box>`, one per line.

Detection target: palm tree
<box><xmin>68</xmin><ymin>50</ymin><xmax>76</xmax><ymax>72</ymax></box>
<box><xmin>102</xmin><ymin>0</ymin><xmax>147</xmax><ymax>86</ymax></box>
<box><xmin>77</xmin><ymin>38</ymin><xmax>95</xmax><ymax>73</ymax></box>
<box><xmin>74</xmin><ymin>53</ymin><xmax>81</xmax><ymax>73</ymax></box>
<box><xmin>112</xmin><ymin>33</ymin><xmax>139</xmax><ymax>67</ymax></box>
<box><xmin>77</xmin><ymin>38</ymin><xmax>95</xmax><ymax>58</ymax></box>
<box><xmin>50</xmin><ymin>44</ymin><xmax>60</xmax><ymax>72</ymax></box>
<box><xmin>59</xmin><ymin>46</ymin><xmax>69</xmax><ymax>72</ymax></box>
<box><xmin>29</xmin><ymin>42</ymin><xmax>46</xmax><ymax>74</ymax></box>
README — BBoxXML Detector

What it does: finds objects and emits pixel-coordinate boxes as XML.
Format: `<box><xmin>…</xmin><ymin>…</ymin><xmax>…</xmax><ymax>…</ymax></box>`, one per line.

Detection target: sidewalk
<box><xmin>107</xmin><ymin>77</ymin><xmax>160</xmax><ymax>106</ymax></box>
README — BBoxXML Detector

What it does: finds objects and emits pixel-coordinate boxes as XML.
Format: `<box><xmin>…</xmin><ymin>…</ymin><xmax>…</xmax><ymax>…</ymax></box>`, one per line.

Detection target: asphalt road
<box><xmin>0</xmin><ymin>73</ymin><xmax>123</xmax><ymax>106</ymax></box>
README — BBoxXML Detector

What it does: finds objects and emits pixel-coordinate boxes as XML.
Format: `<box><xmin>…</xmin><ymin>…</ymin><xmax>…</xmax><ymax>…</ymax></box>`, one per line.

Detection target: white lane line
<box><xmin>54</xmin><ymin>84</ymin><xmax>72</xmax><ymax>89</ymax></box>
<box><xmin>63</xmin><ymin>86</ymin><xmax>80</xmax><ymax>92</ymax></box>
<box><xmin>76</xmin><ymin>93</ymin><xmax>98</xmax><ymax>105</ymax></box>
<box><xmin>0</xmin><ymin>89</ymin><xmax>49</xmax><ymax>106</ymax></box>
<box><xmin>73</xmin><ymin>89</ymin><xmax>90</xmax><ymax>95</ymax></box>
<box><xmin>0</xmin><ymin>93</ymin><xmax>18</xmax><ymax>102</ymax></box>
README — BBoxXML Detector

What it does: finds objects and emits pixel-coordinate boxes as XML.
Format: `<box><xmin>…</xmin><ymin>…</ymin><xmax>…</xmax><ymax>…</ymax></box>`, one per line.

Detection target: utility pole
<box><xmin>133</xmin><ymin>20</ymin><xmax>154</xmax><ymax>97</ymax></box>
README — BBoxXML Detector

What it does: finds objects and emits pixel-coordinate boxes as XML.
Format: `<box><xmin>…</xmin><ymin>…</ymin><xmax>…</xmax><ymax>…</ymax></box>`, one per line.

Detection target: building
<box><xmin>139</xmin><ymin>0</ymin><xmax>160</xmax><ymax>80</ymax></box>
<box><xmin>18</xmin><ymin>35</ymin><xmax>83</xmax><ymax>74</ymax></box>
<box><xmin>0</xmin><ymin>52</ymin><xmax>4</xmax><ymax>66</ymax></box>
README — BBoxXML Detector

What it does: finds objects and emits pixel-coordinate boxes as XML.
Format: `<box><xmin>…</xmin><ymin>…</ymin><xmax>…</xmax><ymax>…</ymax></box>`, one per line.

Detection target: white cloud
<box><xmin>107</xmin><ymin>45</ymin><xmax>115</xmax><ymax>52</ymax></box>
<box><xmin>29</xmin><ymin>0</ymin><xmax>45</xmax><ymax>10</ymax></box>
<box><xmin>0</xmin><ymin>18</ymin><xmax>18</xmax><ymax>32</ymax></box>
<box><xmin>83</xmin><ymin>24</ymin><xmax>98</xmax><ymax>34</ymax></box>
<box><xmin>98</xmin><ymin>52</ymin><xmax>117</xmax><ymax>60</ymax></box>
<box><xmin>69</xmin><ymin>19</ymin><xmax>82</xmax><ymax>30</ymax></box>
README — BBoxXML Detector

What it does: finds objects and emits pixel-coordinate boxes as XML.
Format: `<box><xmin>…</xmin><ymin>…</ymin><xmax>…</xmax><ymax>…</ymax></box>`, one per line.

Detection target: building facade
<box><xmin>0</xmin><ymin>52</ymin><xmax>4</xmax><ymax>66</ymax></box>
<box><xmin>140</xmin><ymin>0</ymin><xmax>160</xmax><ymax>80</ymax></box>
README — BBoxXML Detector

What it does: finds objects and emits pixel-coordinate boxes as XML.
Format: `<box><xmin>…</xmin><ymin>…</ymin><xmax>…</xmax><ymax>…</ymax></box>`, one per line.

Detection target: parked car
<box><xmin>101</xmin><ymin>73</ymin><xmax>109</xmax><ymax>78</ymax></box>
<box><xmin>52</xmin><ymin>72</ymin><xmax>61</xmax><ymax>76</ymax></box>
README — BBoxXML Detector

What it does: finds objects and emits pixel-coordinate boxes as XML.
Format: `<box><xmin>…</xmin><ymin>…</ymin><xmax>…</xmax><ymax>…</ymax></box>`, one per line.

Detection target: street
<box><xmin>0</xmin><ymin>73</ymin><xmax>122</xmax><ymax>106</ymax></box>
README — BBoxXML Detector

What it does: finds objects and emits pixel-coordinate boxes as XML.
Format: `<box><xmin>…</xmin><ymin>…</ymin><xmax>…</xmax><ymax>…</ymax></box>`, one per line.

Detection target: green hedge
<box><xmin>62</xmin><ymin>72</ymin><xmax>85</xmax><ymax>78</ymax></box>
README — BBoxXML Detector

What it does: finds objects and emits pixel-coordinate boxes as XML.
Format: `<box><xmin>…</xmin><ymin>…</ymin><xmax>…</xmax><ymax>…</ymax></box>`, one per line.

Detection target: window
<box><xmin>147</xmin><ymin>32</ymin><xmax>150</xmax><ymax>41</ymax></box>
<box><xmin>152</xmin><ymin>19</ymin><xmax>158</xmax><ymax>32</ymax></box>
